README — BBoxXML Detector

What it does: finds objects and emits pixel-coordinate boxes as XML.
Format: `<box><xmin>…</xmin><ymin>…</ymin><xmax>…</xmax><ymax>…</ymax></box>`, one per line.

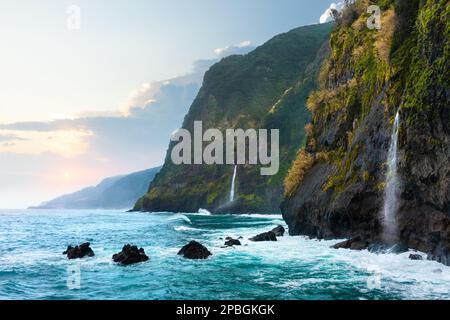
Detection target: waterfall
<box><xmin>382</xmin><ymin>111</ymin><xmax>400</xmax><ymax>242</ymax></box>
<box><xmin>230</xmin><ymin>165</ymin><xmax>237</xmax><ymax>202</ymax></box>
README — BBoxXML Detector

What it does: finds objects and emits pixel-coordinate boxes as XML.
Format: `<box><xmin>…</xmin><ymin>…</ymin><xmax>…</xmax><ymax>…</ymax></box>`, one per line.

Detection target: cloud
<box><xmin>0</xmin><ymin>41</ymin><xmax>258</xmax><ymax>208</ymax></box>
<box><xmin>0</xmin><ymin>134</ymin><xmax>27</xmax><ymax>142</ymax></box>
<box><xmin>319</xmin><ymin>2</ymin><xmax>345</xmax><ymax>24</ymax></box>
<box><xmin>0</xmin><ymin>129</ymin><xmax>92</xmax><ymax>157</ymax></box>
<box><xmin>0</xmin><ymin>57</ymin><xmax>209</xmax><ymax>208</ymax></box>
<box><xmin>121</xmin><ymin>59</ymin><xmax>214</xmax><ymax>116</ymax></box>
<box><xmin>2</xmin><ymin>142</ymin><xmax>16</xmax><ymax>147</ymax></box>
<box><xmin>214</xmin><ymin>40</ymin><xmax>255</xmax><ymax>58</ymax></box>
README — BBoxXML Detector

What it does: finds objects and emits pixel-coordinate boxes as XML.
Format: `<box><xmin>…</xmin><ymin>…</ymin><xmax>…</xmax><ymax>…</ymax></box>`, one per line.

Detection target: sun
<box><xmin>64</xmin><ymin>172</ymin><xmax>71</xmax><ymax>178</ymax></box>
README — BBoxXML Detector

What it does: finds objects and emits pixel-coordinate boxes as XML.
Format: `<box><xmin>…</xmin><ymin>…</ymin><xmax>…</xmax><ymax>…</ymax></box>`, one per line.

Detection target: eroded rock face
<box><xmin>63</xmin><ymin>243</ymin><xmax>95</xmax><ymax>259</ymax></box>
<box><xmin>271</xmin><ymin>225</ymin><xmax>286</xmax><ymax>237</ymax></box>
<box><xmin>281</xmin><ymin>1</ymin><xmax>449</xmax><ymax>265</ymax></box>
<box><xmin>178</xmin><ymin>241</ymin><xmax>212</xmax><ymax>259</ymax></box>
<box><xmin>249</xmin><ymin>231</ymin><xmax>277</xmax><ymax>242</ymax></box>
<box><xmin>112</xmin><ymin>245</ymin><xmax>149</xmax><ymax>265</ymax></box>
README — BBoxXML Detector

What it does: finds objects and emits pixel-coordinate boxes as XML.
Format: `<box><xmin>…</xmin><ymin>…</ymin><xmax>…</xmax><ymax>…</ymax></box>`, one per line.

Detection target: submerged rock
<box><xmin>332</xmin><ymin>237</ymin><xmax>369</xmax><ymax>251</ymax></box>
<box><xmin>409</xmin><ymin>254</ymin><xmax>423</xmax><ymax>261</ymax></box>
<box><xmin>224</xmin><ymin>238</ymin><xmax>241</xmax><ymax>246</ymax></box>
<box><xmin>249</xmin><ymin>231</ymin><xmax>277</xmax><ymax>242</ymax></box>
<box><xmin>63</xmin><ymin>242</ymin><xmax>95</xmax><ymax>259</ymax></box>
<box><xmin>271</xmin><ymin>225</ymin><xmax>286</xmax><ymax>237</ymax></box>
<box><xmin>112</xmin><ymin>244</ymin><xmax>149</xmax><ymax>265</ymax></box>
<box><xmin>178</xmin><ymin>241</ymin><xmax>212</xmax><ymax>259</ymax></box>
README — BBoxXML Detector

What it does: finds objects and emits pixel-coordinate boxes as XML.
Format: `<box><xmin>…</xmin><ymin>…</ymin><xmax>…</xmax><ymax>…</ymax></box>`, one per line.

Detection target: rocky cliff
<box><xmin>134</xmin><ymin>23</ymin><xmax>332</xmax><ymax>214</ymax></box>
<box><xmin>282</xmin><ymin>0</ymin><xmax>449</xmax><ymax>264</ymax></box>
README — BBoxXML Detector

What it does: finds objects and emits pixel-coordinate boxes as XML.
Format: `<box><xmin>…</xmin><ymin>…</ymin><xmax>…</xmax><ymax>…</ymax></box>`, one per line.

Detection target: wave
<box><xmin>174</xmin><ymin>226</ymin><xmax>201</xmax><ymax>232</ymax></box>
<box><xmin>197</xmin><ymin>208</ymin><xmax>212</xmax><ymax>215</ymax></box>
<box><xmin>238</xmin><ymin>214</ymin><xmax>283</xmax><ymax>219</ymax></box>
<box><xmin>167</xmin><ymin>213</ymin><xmax>192</xmax><ymax>224</ymax></box>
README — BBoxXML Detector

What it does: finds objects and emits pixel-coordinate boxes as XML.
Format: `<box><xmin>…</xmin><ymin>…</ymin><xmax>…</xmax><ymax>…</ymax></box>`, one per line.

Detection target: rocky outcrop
<box><xmin>63</xmin><ymin>243</ymin><xmax>95</xmax><ymax>259</ymax></box>
<box><xmin>332</xmin><ymin>237</ymin><xmax>369</xmax><ymax>251</ymax></box>
<box><xmin>271</xmin><ymin>225</ymin><xmax>286</xmax><ymax>237</ymax></box>
<box><xmin>224</xmin><ymin>237</ymin><xmax>241</xmax><ymax>246</ymax></box>
<box><xmin>409</xmin><ymin>254</ymin><xmax>423</xmax><ymax>261</ymax></box>
<box><xmin>282</xmin><ymin>0</ymin><xmax>450</xmax><ymax>265</ymax></box>
<box><xmin>249</xmin><ymin>231</ymin><xmax>277</xmax><ymax>242</ymax></box>
<box><xmin>178</xmin><ymin>241</ymin><xmax>212</xmax><ymax>259</ymax></box>
<box><xmin>112</xmin><ymin>245</ymin><xmax>149</xmax><ymax>265</ymax></box>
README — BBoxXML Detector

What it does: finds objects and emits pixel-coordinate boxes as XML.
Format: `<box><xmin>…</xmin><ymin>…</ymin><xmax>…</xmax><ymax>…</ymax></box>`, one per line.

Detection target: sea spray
<box><xmin>382</xmin><ymin>112</ymin><xmax>400</xmax><ymax>242</ymax></box>
<box><xmin>230</xmin><ymin>165</ymin><xmax>237</xmax><ymax>202</ymax></box>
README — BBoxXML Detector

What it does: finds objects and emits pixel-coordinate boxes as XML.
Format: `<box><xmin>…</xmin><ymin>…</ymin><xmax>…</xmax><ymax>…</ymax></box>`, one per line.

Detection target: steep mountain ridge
<box><xmin>134</xmin><ymin>23</ymin><xmax>332</xmax><ymax>214</ymax></box>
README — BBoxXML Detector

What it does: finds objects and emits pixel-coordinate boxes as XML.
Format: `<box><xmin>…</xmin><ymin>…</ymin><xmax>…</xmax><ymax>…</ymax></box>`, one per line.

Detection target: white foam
<box><xmin>174</xmin><ymin>226</ymin><xmax>201</xmax><ymax>232</ymax></box>
<box><xmin>167</xmin><ymin>213</ymin><xmax>192</xmax><ymax>224</ymax></box>
<box><xmin>197</xmin><ymin>208</ymin><xmax>212</xmax><ymax>215</ymax></box>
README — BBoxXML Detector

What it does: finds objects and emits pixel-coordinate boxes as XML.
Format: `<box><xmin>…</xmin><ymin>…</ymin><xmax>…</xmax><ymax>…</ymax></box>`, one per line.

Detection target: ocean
<box><xmin>0</xmin><ymin>209</ymin><xmax>449</xmax><ymax>300</ymax></box>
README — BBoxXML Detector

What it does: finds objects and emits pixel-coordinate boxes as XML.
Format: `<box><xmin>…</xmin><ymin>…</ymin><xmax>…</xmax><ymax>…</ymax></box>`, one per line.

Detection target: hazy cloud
<box><xmin>0</xmin><ymin>134</ymin><xmax>27</xmax><ymax>142</ymax></box>
<box><xmin>0</xmin><ymin>42</ymin><xmax>257</xmax><ymax>208</ymax></box>
<box><xmin>319</xmin><ymin>2</ymin><xmax>344</xmax><ymax>23</ymax></box>
<box><xmin>214</xmin><ymin>40</ymin><xmax>255</xmax><ymax>58</ymax></box>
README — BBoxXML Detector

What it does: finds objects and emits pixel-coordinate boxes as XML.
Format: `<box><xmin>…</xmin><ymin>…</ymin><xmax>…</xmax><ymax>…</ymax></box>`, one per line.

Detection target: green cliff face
<box><xmin>134</xmin><ymin>23</ymin><xmax>332</xmax><ymax>214</ymax></box>
<box><xmin>282</xmin><ymin>0</ymin><xmax>449</xmax><ymax>264</ymax></box>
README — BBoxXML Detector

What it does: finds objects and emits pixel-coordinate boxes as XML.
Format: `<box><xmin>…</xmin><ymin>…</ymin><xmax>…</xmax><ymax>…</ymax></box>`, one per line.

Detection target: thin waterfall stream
<box><xmin>230</xmin><ymin>165</ymin><xmax>237</xmax><ymax>202</ymax></box>
<box><xmin>382</xmin><ymin>111</ymin><xmax>401</xmax><ymax>242</ymax></box>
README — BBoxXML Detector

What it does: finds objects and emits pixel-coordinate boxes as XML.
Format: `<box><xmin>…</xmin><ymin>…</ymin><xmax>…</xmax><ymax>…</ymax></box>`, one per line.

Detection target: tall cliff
<box><xmin>134</xmin><ymin>23</ymin><xmax>332</xmax><ymax>214</ymax></box>
<box><xmin>282</xmin><ymin>0</ymin><xmax>449</xmax><ymax>264</ymax></box>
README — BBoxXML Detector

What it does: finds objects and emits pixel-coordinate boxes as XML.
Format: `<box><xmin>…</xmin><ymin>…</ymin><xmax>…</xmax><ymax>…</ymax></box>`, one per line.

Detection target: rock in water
<box><xmin>63</xmin><ymin>242</ymin><xmax>95</xmax><ymax>259</ymax></box>
<box><xmin>271</xmin><ymin>225</ymin><xmax>286</xmax><ymax>237</ymax></box>
<box><xmin>409</xmin><ymin>254</ymin><xmax>423</xmax><ymax>261</ymax></box>
<box><xmin>178</xmin><ymin>241</ymin><xmax>212</xmax><ymax>259</ymax></box>
<box><xmin>224</xmin><ymin>238</ymin><xmax>241</xmax><ymax>246</ymax></box>
<box><xmin>112</xmin><ymin>244</ymin><xmax>149</xmax><ymax>265</ymax></box>
<box><xmin>332</xmin><ymin>237</ymin><xmax>369</xmax><ymax>250</ymax></box>
<box><xmin>249</xmin><ymin>231</ymin><xmax>277</xmax><ymax>242</ymax></box>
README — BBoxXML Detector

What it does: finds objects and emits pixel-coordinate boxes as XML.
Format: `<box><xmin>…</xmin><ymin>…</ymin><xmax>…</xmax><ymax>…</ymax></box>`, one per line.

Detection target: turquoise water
<box><xmin>0</xmin><ymin>209</ymin><xmax>449</xmax><ymax>300</ymax></box>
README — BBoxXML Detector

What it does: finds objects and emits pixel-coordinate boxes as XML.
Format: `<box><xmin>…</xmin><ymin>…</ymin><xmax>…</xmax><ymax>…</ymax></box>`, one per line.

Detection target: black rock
<box><xmin>249</xmin><ymin>231</ymin><xmax>277</xmax><ymax>242</ymax></box>
<box><xmin>271</xmin><ymin>225</ymin><xmax>286</xmax><ymax>237</ymax></box>
<box><xmin>63</xmin><ymin>242</ymin><xmax>95</xmax><ymax>259</ymax></box>
<box><xmin>224</xmin><ymin>238</ymin><xmax>241</xmax><ymax>246</ymax></box>
<box><xmin>409</xmin><ymin>254</ymin><xmax>423</xmax><ymax>260</ymax></box>
<box><xmin>112</xmin><ymin>244</ymin><xmax>149</xmax><ymax>265</ymax></box>
<box><xmin>178</xmin><ymin>241</ymin><xmax>212</xmax><ymax>259</ymax></box>
<box><xmin>332</xmin><ymin>236</ymin><xmax>369</xmax><ymax>250</ymax></box>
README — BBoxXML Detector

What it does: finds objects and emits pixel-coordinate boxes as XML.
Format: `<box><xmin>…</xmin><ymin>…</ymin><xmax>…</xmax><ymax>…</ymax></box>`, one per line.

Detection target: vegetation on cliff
<box><xmin>134</xmin><ymin>23</ymin><xmax>332</xmax><ymax>213</ymax></box>
<box><xmin>282</xmin><ymin>0</ymin><xmax>449</xmax><ymax>264</ymax></box>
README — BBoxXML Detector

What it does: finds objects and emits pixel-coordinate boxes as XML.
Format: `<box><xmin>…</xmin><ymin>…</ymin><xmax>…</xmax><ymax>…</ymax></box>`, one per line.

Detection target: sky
<box><xmin>0</xmin><ymin>0</ymin><xmax>338</xmax><ymax>208</ymax></box>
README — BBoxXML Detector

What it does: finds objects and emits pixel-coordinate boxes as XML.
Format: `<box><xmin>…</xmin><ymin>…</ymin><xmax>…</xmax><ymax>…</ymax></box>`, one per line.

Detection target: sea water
<box><xmin>0</xmin><ymin>209</ymin><xmax>449</xmax><ymax>300</ymax></box>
